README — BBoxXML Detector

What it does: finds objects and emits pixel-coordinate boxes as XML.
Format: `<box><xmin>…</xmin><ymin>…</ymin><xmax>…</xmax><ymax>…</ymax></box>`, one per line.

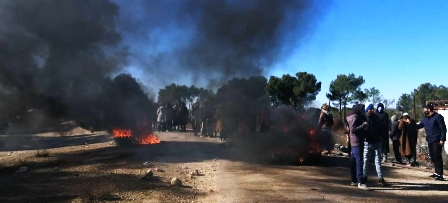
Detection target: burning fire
<box><xmin>308</xmin><ymin>128</ymin><xmax>321</xmax><ymax>154</ymax></box>
<box><xmin>112</xmin><ymin>128</ymin><xmax>161</xmax><ymax>145</ymax></box>
<box><xmin>138</xmin><ymin>134</ymin><xmax>161</xmax><ymax>144</ymax></box>
<box><xmin>113</xmin><ymin>129</ymin><xmax>132</xmax><ymax>138</ymax></box>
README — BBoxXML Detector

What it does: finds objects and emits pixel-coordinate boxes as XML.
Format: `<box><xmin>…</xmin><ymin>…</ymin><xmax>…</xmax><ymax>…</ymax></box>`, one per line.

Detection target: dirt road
<box><xmin>0</xmin><ymin>129</ymin><xmax>447</xmax><ymax>203</ymax></box>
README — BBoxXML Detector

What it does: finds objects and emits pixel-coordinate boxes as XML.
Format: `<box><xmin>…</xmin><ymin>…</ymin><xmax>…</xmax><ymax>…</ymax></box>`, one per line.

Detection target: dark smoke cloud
<box><xmin>0</xmin><ymin>0</ymin><xmax>142</xmax><ymax>130</ymax></box>
<box><xmin>0</xmin><ymin>0</ymin><xmax>327</xmax><ymax>131</ymax></box>
<box><xmin>116</xmin><ymin>0</ymin><xmax>327</xmax><ymax>90</ymax></box>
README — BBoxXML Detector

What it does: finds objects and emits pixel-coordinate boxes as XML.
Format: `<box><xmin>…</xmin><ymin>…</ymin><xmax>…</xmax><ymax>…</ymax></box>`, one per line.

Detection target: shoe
<box><xmin>358</xmin><ymin>184</ymin><xmax>371</xmax><ymax>190</ymax></box>
<box><xmin>361</xmin><ymin>176</ymin><xmax>368</xmax><ymax>183</ymax></box>
<box><xmin>350</xmin><ymin>182</ymin><xmax>358</xmax><ymax>186</ymax></box>
<box><xmin>378</xmin><ymin>178</ymin><xmax>388</xmax><ymax>186</ymax></box>
<box><xmin>429</xmin><ymin>173</ymin><xmax>438</xmax><ymax>178</ymax></box>
<box><xmin>435</xmin><ymin>176</ymin><xmax>445</xmax><ymax>181</ymax></box>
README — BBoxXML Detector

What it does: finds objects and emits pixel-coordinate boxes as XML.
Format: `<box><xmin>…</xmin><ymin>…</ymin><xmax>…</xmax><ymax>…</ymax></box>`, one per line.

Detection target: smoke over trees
<box><xmin>0</xmin><ymin>0</ymin><xmax>326</xmax><ymax>131</ymax></box>
<box><xmin>117</xmin><ymin>0</ymin><xmax>326</xmax><ymax>90</ymax></box>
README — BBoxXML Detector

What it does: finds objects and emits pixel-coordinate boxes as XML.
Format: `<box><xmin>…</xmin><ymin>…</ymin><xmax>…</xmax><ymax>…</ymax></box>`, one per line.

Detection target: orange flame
<box><xmin>113</xmin><ymin>129</ymin><xmax>132</xmax><ymax>138</ymax></box>
<box><xmin>138</xmin><ymin>134</ymin><xmax>161</xmax><ymax>144</ymax></box>
<box><xmin>112</xmin><ymin>128</ymin><xmax>161</xmax><ymax>145</ymax></box>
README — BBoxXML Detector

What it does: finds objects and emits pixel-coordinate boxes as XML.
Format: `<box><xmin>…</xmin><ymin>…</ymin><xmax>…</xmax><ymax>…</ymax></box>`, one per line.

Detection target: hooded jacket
<box><xmin>365</xmin><ymin>110</ymin><xmax>381</xmax><ymax>143</ymax></box>
<box><xmin>346</xmin><ymin>104</ymin><xmax>367</xmax><ymax>147</ymax></box>
<box><xmin>375</xmin><ymin>103</ymin><xmax>390</xmax><ymax>140</ymax></box>
<box><xmin>390</xmin><ymin>115</ymin><xmax>400</xmax><ymax>141</ymax></box>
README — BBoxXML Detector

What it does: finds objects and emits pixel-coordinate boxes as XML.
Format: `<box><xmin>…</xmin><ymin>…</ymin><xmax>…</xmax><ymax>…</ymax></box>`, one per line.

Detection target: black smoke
<box><xmin>116</xmin><ymin>0</ymin><xmax>327</xmax><ymax>89</ymax></box>
<box><xmin>0</xmin><ymin>0</ymin><xmax>327</xmax><ymax>132</ymax></box>
<box><xmin>0</xmin><ymin>0</ymin><xmax>152</xmax><ymax>131</ymax></box>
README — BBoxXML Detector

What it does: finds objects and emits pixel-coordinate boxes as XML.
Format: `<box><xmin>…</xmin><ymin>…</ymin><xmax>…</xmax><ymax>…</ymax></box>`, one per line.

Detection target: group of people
<box><xmin>156</xmin><ymin>101</ymin><xmax>227</xmax><ymax>141</ymax></box>
<box><xmin>156</xmin><ymin>102</ymin><xmax>189</xmax><ymax>132</ymax></box>
<box><xmin>344</xmin><ymin>103</ymin><xmax>446</xmax><ymax>190</ymax></box>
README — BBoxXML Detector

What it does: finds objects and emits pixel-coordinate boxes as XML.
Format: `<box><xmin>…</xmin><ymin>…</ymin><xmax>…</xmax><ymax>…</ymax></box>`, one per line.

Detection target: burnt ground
<box><xmin>0</xmin><ymin>125</ymin><xmax>448</xmax><ymax>203</ymax></box>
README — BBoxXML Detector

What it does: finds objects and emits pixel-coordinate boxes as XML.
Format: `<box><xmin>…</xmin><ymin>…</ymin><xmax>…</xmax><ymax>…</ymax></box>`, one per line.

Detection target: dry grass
<box><xmin>78</xmin><ymin>181</ymin><xmax>117</xmax><ymax>202</ymax></box>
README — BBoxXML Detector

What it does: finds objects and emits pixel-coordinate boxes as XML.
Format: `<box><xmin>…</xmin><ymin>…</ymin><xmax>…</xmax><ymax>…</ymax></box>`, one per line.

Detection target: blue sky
<box><xmin>268</xmin><ymin>0</ymin><xmax>448</xmax><ymax>107</ymax></box>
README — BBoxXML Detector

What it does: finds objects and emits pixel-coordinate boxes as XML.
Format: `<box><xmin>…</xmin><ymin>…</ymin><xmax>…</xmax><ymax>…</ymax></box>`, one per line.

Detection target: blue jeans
<box><xmin>351</xmin><ymin>145</ymin><xmax>364</xmax><ymax>183</ymax></box>
<box><xmin>363</xmin><ymin>142</ymin><xmax>383</xmax><ymax>179</ymax></box>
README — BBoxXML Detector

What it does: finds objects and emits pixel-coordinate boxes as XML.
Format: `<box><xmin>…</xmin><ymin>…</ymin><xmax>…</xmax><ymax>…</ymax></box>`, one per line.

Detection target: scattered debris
<box><xmin>15</xmin><ymin>167</ymin><xmax>28</xmax><ymax>173</ymax></box>
<box><xmin>170</xmin><ymin>177</ymin><xmax>182</xmax><ymax>186</ymax></box>
<box><xmin>154</xmin><ymin>168</ymin><xmax>164</xmax><ymax>172</ymax></box>
<box><xmin>140</xmin><ymin>169</ymin><xmax>154</xmax><ymax>180</ymax></box>
<box><xmin>189</xmin><ymin>169</ymin><xmax>200</xmax><ymax>176</ymax></box>
<box><xmin>143</xmin><ymin>162</ymin><xmax>149</xmax><ymax>166</ymax></box>
<box><xmin>7</xmin><ymin>151</ymin><xmax>14</xmax><ymax>156</ymax></box>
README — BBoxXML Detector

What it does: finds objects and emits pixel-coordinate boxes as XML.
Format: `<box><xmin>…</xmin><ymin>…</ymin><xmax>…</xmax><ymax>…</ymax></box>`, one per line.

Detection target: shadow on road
<box><xmin>0</xmin><ymin>134</ymin><xmax>112</xmax><ymax>152</ymax></box>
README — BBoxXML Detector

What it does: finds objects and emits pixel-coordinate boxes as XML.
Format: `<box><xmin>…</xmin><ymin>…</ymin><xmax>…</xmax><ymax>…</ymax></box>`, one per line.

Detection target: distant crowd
<box><xmin>154</xmin><ymin>102</ymin><xmax>227</xmax><ymax>141</ymax></box>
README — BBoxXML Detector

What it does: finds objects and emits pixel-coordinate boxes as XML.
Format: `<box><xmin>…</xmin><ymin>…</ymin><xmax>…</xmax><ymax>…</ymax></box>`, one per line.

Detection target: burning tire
<box><xmin>112</xmin><ymin>128</ymin><xmax>161</xmax><ymax>146</ymax></box>
<box><xmin>113</xmin><ymin>137</ymin><xmax>135</xmax><ymax>146</ymax></box>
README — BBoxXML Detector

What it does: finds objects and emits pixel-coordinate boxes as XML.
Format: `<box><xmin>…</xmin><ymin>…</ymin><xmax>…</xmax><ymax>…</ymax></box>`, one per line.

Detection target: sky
<box><xmin>119</xmin><ymin>0</ymin><xmax>448</xmax><ymax>108</ymax></box>
<box><xmin>267</xmin><ymin>0</ymin><xmax>448</xmax><ymax>108</ymax></box>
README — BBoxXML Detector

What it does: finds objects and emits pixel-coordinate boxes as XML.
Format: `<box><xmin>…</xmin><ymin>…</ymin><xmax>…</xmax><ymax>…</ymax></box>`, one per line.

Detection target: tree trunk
<box><xmin>339</xmin><ymin>99</ymin><xmax>343</xmax><ymax>119</ymax></box>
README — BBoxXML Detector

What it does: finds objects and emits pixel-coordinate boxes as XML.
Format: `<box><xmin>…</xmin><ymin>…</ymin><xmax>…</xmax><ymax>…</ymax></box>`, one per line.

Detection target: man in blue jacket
<box><xmin>416</xmin><ymin>104</ymin><xmax>447</xmax><ymax>181</ymax></box>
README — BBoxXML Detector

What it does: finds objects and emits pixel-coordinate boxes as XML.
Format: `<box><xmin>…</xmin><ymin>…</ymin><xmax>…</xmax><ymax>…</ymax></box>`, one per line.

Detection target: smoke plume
<box><xmin>0</xmin><ymin>0</ymin><xmax>141</xmax><ymax>130</ymax></box>
<box><xmin>0</xmin><ymin>0</ymin><xmax>327</xmax><ymax>131</ymax></box>
<box><xmin>117</xmin><ymin>0</ymin><xmax>326</xmax><ymax>89</ymax></box>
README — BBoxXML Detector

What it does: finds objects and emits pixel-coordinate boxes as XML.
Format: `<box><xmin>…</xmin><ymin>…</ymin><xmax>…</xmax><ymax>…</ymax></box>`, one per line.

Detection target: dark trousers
<box><xmin>350</xmin><ymin>145</ymin><xmax>364</xmax><ymax>183</ymax></box>
<box><xmin>381</xmin><ymin>136</ymin><xmax>390</xmax><ymax>154</ymax></box>
<box><xmin>428</xmin><ymin>141</ymin><xmax>444</xmax><ymax>176</ymax></box>
<box><xmin>191</xmin><ymin>119</ymin><xmax>199</xmax><ymax>135</ymax></box>
<box><xmin>392</xmin><ymin>140</ymin><xmax>402</xmax><ymax>163</ymax></box>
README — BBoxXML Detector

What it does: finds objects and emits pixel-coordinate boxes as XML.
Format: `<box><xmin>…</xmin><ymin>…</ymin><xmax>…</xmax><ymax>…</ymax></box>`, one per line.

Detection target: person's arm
<box><xmin>317</xmin><ymin>112</ymin><xmax>324</xmax><ymax>127</ymax></box>
<box><xmin>438</xmin><ymin>116</ymin><xmax>446</xmax><ymax>142</ymax></box>
<box><xmin>416</xmin><ymin>119</ymin><xmax>424</xmax><ymax>129</ymax></box>
<box><xmin>398</xmin><ymin>120</ymin><xmax>405</xmax><ymax>130</ymax></box>
<box><xmin>350</xmin><ymin>117</ymin><xmax>367</xmax><ymax>134</ymax></box>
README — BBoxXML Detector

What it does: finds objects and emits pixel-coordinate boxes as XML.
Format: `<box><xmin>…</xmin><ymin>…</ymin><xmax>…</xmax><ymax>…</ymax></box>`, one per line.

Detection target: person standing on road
<box><xmin>398</xmin><ymin>113</ymin><xmax>418</xmax><ymax>166</ymax></box>
<box><xmin>362</xmin><ymin>102</ymin><xmax>387</xmax><ymax>186</ymax></box>
<box><xmin>375</xmin><ymin>103</ymin><xmax>390</xmax><ymax>163</ymax></box>
<box><xmin>157</xmin><ymin>103</ymin><xmax>166</xmax><ymax>132</ymax></box>
<box><xmin>317</xmin><ymin>104</ymin><xmax>334</xmax><ymax>155</ymax></box>
<box><xmin>190</xmin><ymin>102</ymin><xmax>200</xmax><ymax>136</ymax></box>
<box><xmin>416</xmin><ymin>104</ymin><xmax>447</xmax><ymax>181</ymax></box>
<box><xmin>390</xmin><ymin>115</ymin><xmax>402</xmax><ymax>163</ymax></box>
<box><xmin>347</xmin><ymin>104</ymin><xmax>371</xmax><ymax>190</ymax></box>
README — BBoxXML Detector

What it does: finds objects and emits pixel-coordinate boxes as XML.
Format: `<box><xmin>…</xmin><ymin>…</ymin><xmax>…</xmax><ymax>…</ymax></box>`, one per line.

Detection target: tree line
<box><xmin>157</xmin><ymin>72</ymin><xmax>448</xmax><ymax>121</ymax></box>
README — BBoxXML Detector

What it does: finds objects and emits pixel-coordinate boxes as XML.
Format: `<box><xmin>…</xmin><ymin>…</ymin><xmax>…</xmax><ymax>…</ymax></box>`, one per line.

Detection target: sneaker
<box><xmin>429</xmin><ymin>173</ymin><xmax>438</xmax><ymax>178</ymax></box>
<box><xmin>358</xmin><ymin>184</ymin><xmax>371</xmax><ymax>190</ymax></box>
<box><xmin>378</xmin><ymin>178</ymin><xmax>388</xmax><ymax>186</ymax></box>
<box><xmin>435</xmin><ymin>176</ymin><xmax>445</xmax><ymax>181</ymax></box>
<box><xmin>350</xmin><ymin>182</ymin><xmax>358</xmax><ymax>186</ymax></box>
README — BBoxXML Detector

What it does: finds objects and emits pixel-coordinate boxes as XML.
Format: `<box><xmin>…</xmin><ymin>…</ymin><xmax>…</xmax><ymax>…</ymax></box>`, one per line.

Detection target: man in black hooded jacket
<box><xmin>375</xmin><ymin>103</ymin><xmax>390</xmax><ymax>162</ymax></box>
